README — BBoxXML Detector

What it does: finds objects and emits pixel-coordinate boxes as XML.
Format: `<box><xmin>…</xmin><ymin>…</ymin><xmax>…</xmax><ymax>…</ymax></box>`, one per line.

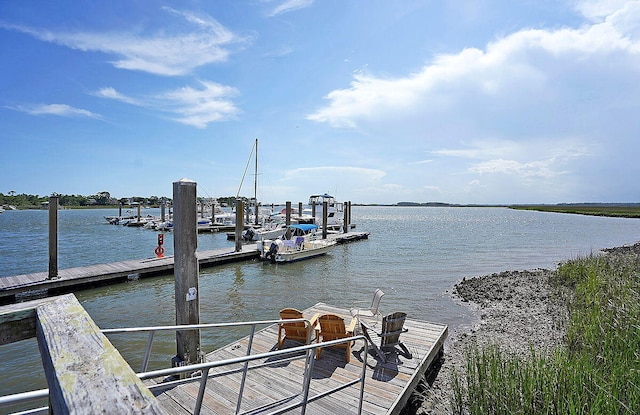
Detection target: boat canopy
<box><xmin>289</xmin><ymin>224</ymin><xmax>318</xmax><ymax>232</ymax></box>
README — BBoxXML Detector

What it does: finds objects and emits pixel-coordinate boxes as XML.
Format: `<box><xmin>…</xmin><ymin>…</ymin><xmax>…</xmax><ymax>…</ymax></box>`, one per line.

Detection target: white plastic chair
<box><xmin>350</xmin><ymin>288</ymin><xmax>384</xmax><ymax>320</ymax></box>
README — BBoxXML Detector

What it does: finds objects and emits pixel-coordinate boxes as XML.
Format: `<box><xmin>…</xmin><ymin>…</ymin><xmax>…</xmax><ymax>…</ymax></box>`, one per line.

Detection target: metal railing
<box><xmin>137</xmin><ymin>336</ymin><xmax>367</xmax><ymax>415</ymax></box>
<box><xmin>1</xmin><ymin>318</ymin><xmax>369</xmax><ymax>415</ymax></box>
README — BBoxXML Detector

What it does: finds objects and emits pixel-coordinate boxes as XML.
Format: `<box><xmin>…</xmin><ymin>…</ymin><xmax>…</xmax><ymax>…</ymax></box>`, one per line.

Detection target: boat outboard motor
<box><xmin>265</xmin><ymin>241</ymin><xmax>279</xmax><ymax>262</ymax></box>
<box><xmin>243</xmin><ymin>228</ymin><xmax>255</xmax><ymax>242</ymax></box>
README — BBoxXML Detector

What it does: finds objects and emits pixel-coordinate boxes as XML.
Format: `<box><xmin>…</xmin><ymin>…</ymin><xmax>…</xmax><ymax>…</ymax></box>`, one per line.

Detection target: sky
<box><xmin>1</xmin><ymin>0</ymin><xmax>639</xmax><ymax>205</ymax></box>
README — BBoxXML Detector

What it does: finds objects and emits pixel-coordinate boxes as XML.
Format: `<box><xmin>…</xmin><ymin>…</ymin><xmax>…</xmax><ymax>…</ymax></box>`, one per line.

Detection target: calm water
<box><xmin>1</xmin><ymin>206</ymin><xmax>639</xmax><ymax>399</ymax></box>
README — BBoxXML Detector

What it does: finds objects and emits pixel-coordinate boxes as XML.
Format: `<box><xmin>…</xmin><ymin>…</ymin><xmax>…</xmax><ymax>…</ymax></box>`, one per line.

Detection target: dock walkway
<box><xmin>151</xmin><ymin>302</ymin><xmax>447</xmax><ymax>415</ymax></box>
<box><xmin>0</xmin><ymin>232</ymin><xmax>369</xmax><ymax>304</ymax></box>
<box><xmin>0</xmin><ymin>245</ymin><xmax>259</xmax><ymax>303</ymax></box>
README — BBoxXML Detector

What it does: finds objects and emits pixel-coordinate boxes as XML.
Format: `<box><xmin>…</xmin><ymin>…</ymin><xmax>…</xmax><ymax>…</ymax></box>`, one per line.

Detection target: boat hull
<box><xmin>258</xmin><ymin>239</ymin><xmax>336</xmax><ymax>263</ymax></box>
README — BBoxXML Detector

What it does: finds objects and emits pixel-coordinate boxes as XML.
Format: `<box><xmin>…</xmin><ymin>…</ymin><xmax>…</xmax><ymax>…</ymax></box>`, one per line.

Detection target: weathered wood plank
<box><xmin>0</xmin><ymin>297</ymin><xmax>68</xmax><ymax>345</ymax></box>
<box><xmin>36</xmin><ymin>294</ymin><xmax>165</xmax><ymax>414</ymax></box>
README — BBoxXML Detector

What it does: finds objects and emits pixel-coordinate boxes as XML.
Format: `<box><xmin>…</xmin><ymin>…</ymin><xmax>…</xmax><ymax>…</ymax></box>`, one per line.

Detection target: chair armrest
<box><xmin>346</xmin><ymin>317</ymin><xmax>357</xmax><ymax>334</ymax></box>
<box><xmin>308</xmin><ymin>313</ymin><xmax>320</xmax><ymax>326</ymax></box>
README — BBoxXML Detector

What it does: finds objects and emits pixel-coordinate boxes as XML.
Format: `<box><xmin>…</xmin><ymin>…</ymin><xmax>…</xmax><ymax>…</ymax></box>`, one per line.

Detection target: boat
<box><xmin>257</xmin><ymin>224</ymin><xmax>336</xmax><ymax>263</ymax></box>
<box><xmin>304</xmin><ymin>194</ymin><xmax>345</xmax><ymax>230</ymax></box>
<box><xmin>227</xmin><ymin>221</ymin><xmax>287</xmax><ymax>241</ymax></box>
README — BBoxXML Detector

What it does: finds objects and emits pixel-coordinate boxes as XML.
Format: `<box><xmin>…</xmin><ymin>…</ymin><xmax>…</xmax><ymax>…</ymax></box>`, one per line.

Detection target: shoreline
<box><xmin>408</xmin><ymin>241</ymin><xmax>640</xmax><ymax>415</ymax></box>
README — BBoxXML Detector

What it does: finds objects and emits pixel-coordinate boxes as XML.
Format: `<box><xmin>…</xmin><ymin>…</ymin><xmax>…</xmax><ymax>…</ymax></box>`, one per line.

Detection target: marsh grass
<box><xmin>509</xmin><ymin>205</ymin><xmax>640</xmax><ymax>218</ymax></box>
<box><xmin>452</xmin><ymin>252</ymin><xmax>640</xmax><ymax>414</ymax></box>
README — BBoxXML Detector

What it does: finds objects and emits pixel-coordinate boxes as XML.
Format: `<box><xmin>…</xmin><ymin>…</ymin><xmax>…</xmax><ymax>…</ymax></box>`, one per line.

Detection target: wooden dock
<box><xmin>151</xmin><ymin>302</ymin><xmax>447</xmax><ymax>415</ymax></box>
<box><xmin>0</xmin><ymin>245</ymin><xmax>259</xmax><ymax>304</ymax></box>
<box><xmin>0</xmin><ymin>232</ymin><xmax>369</xmax><ymax>304</ymax></box>
<box><xmin>0</xmin><ymin>296</ymin><xmax>446</xmax><ymax>414</ymax></box>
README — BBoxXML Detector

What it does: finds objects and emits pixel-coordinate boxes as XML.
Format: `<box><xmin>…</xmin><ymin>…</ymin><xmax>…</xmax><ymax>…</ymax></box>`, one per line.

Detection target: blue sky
<box><xmin>1</xmin><ymin>0</ymin><xmax>639</xmax><ymax>205</ymax></box>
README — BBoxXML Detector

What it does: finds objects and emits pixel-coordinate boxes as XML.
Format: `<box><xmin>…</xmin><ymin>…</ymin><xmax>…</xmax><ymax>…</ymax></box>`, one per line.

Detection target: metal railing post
<box><xmin>300</xmin><ymin>348</ymin><xmax>316</xmax><ymax>415</ymax></box>
<box><xmin>236</xmin><ymin>323</ymin><xmax>257</xmax><ymax>414</ymax></box>
<box><xmin>194</xmin><ymin>367</ymin><xmax>210</xmax><ymax>415</ymax></box>
<box><xmin>140</xmin><ymin>330</ymin><xmax>156</xmax><ymax>372</ymax></box>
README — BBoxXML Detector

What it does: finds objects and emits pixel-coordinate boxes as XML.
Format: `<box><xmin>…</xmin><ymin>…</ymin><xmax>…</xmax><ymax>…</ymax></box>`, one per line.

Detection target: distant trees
<box><xmin>0</xmin><ymin>192</ymin><xmax>47</xmax><ymax>207</ymax></box>
<box><xmin>0</xmin><ymin>191</ymin><xmax>171</xmax><ymax>208</ymax></box>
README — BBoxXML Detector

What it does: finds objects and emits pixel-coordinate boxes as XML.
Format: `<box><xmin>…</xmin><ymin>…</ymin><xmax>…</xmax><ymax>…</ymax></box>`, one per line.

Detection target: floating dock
<box><xmin>150</xmin><ymin>302</ymin><xmax>447</xmax><ymax>414</ymax></box>
<box><xmin>0</xmin><ymin>232</ymin><xmax>369</xmax><ymax>304</ymax></box>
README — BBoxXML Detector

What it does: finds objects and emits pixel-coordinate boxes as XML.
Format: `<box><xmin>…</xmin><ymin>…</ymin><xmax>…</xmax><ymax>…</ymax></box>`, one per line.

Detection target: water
<box><xmin>0</xmin><ymin>206</ymin><xmax>639</xmax><ymax>400</ymax></box>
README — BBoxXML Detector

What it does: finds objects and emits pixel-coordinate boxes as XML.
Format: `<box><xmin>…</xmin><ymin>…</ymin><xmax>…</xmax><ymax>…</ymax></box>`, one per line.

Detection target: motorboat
<box><xmin>227</xmin><ymin>221</ymin><xmax>287</xmax><ymax>242</ymax></box>
<box><xmin>304</xmin><ymin>194</ymin><xmax>345</xmax><ymax>230</ymax></box>
<box><xmin>257</xmin><ymin>224</ymin><xmax>336</xmax><ymax>263</ymax></box>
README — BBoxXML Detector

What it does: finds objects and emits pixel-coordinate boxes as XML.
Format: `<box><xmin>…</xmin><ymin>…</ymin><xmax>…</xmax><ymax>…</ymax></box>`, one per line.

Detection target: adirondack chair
<box><xmin>277</xmin><ymin>308</ymin><xmax>319</xmax><ymax>349</ymax></box>
<box><xmin>360</xmin><ymin>311</ymin><xmax>410</xmax><ymax>363</ymax></box>
<box><xmin>315</xmin><ymin>314</ymin><xmax>357</xmax><ymax>363</ymax></box>
<box><xmin>350</xmin><ymin>288</ymin><xmax>384</xmax><ymax>320</ymax></box>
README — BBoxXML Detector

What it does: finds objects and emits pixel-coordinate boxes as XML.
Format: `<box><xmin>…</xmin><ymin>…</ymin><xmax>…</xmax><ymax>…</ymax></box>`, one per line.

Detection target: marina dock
<box><xmin>0</xmin><ymin>231</ymin><xmax>369</xmax><ymax>304</ymax></box>
<box><xmin>0</xmin><ymin>296</ymin><xmax>447</xmax><ymax>414</ymax></box>
<box><xmin>151</xmin><ymin>302</ymin><xmax>448</xmax><ymax>414</ymax></box>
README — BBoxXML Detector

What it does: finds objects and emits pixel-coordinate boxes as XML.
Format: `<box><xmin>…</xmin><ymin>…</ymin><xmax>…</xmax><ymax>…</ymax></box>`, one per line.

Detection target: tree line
<box><xmin>1</xmin><ymin>191</ymin><xmax>245</xmax><ymax>209</ymax></box>
<box><xmin>0</xmin><ymin>191</ymin><xmax>167</xmax><ymax>208</ymax></box>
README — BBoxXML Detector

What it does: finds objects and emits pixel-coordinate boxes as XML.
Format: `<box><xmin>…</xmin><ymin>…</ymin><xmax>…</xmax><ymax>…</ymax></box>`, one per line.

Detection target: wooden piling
<box><xmin>172</xmin><ymin>179</ymin><xmax>201</xmax><ymax>365</ymax></box>
<box><xmin>48</xmin><ymin>196</ymin><xmax>58</xmax><ymax>280</ymax></box>
<box><xmin>285</xmin><ymin>201</ymin><xmax>292</xmax><ymax>226</ymax></box>
<box><xmin>322</xmin><ymin>201</ymin><xmax>328</xmax><ymax>239</ymax></box>
<box><xmin>343</xmin><ymin>202</ymin><xmax>348</xmax><ymax>233</ymax></box>
<box><xmin>298</xmin><ymin>202</ymin><xmax>303</xmax><ymax>220</ymax></box>
<box><xmin>235</xmin><ymin>200</ymin><xmax>244</xmax><ymax>252</ymax></box>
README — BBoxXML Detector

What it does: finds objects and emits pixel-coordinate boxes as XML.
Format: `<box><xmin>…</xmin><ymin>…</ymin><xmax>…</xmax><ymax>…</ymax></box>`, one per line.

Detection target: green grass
<box><xmin>451</xmin><ymin>252</ymin><xmax>640</xmax><ymax>414</ymax></box>
<box><xmin>509</xmin><ymin>205</ymin><xmax>640</xmax><ymax>218</ymax></box>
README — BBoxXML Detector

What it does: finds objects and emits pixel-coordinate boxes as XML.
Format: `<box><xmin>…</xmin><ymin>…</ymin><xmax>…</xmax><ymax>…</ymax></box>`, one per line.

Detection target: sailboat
<box><xmin>227</xmin><ymin>139</ymin><xmax>286</xmax><ymax>241</ymax></box>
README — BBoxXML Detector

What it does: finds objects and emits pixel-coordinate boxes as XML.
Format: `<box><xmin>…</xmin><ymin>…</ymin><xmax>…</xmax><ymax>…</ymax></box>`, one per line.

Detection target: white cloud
<box><xmin>94</xmin><ymin>87</ymin><xmax>141</xmax><ymax>106</ymax></box>
<box><xmin>93</xmin><ymin>81</ymin><xmax>240</xmax><ymax>128</ymax></box>
<box><xmin>574</xmin><ymin>0</ymin><xmax>631</xmax><ymax>20</ymax></box>
<box><xmin>10</xmin><ymin>103</ymin><xmax>102</xmax><ymax>119</ymax></box>
<box><xmin>307</xmin><ymin>2</ymin><xmax>640</xmax><ymax>128</ymax></box>
<box><xmin>435</xmin><ymin>138</ymin><xmax>591</xmax><ymax>181</ymax></box>
<box><xmin>267</xmin><ymin>0</ymin><xmax>314</xmax><ymax>17</ymax></box>
<box><xmin>158</xmin><ymin>81</ymin><xmax>240</xmax><ymax>128</ymax></box>
<box><xmin>1</xmin><ymin>8</ymin><xmax>243</xmax><ymax>76</ymax></box>
<box><xmin>468</xmin><ymin>158</ymin><xmax>563</xmax><ymax>178</ymax></box>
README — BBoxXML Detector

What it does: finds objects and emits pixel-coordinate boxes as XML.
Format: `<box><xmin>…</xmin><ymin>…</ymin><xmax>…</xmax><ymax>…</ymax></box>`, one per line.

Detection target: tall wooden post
<box><xmin>311</xmin><ymin>201</ymin><xmax>316</xmax><ymax>223</ymax></box>
<box><xmin>136</xmin><ymin>203</ymin><xmax>141</xmax><ymax>224</ymax></box>
<box><xmin>343</xmin><ymin>203</ymin><xmax>348</xmax><ymax>233</ymax></box>
<box><xmin>235</xmin><ymin>200</ymin><xmax>244</xmax><ymax>252</ymax></box>
<box><xmin>118</xmin><ymin>202</ymin><xmax>122</xmax><ymax>218</ymax></box>
<box><xmin>322</xmin><ymin>201</ymin><xmax>328</xmax><ymax>239</ymax></box>
<box><xmin>160</xmin><ymin>200</ymin><xmax>166</xmax><ymax>222</ymax></box>
<box><xmin>298</xmin><ymin>202</ymin><xmax>303</xmax><ymax>221</ymax></box>
<box><xmin>173</xmin><ymin>179</ymin><xmax>200</xmax><ymax>365</ymax></box>
<box><xmin>285</xmin><ymin>201</ymin><xmax>291</xmax><ymax>226</ymax></box>
<box><xmin>48</xmin><ymin>196</ymin><xmax>58</xmax><ymax>280</ymax></box>
<box><xmin>348</xmin><ymin>201</ymin><xmax>352</xmax><ymax>226</ymax></box>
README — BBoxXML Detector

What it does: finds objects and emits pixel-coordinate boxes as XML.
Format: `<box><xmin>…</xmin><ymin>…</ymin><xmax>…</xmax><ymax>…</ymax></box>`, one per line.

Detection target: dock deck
<box><xmin>0</xmin><ymin>232</ymin><xmax>369</xmax><ymax>304</ymax></box>
<box><xmin>151</xmin><ymin>302</ymin><xmax>447</xmax><ymax>415</ymax></box>
<box><xmin>0</xmin><ymin>245</ymin><xmax>259</xmax><ymax>303</ymax></box>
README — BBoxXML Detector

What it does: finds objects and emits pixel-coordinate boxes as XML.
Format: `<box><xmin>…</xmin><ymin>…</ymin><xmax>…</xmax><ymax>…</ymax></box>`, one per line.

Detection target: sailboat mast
<box><xmin>254</xmin><ymin>138</ymin><xmax>259</xmax><ymax>225</ymax></box>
